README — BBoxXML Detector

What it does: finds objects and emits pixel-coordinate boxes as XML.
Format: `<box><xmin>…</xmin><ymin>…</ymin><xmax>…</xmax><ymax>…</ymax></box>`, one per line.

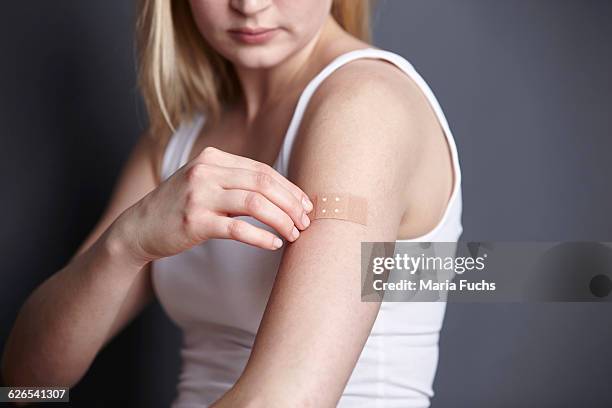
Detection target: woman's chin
<box><xmin>222</xmin><ymin>43</ymin><xmax>294</xmax><ymax>70</ymax></box>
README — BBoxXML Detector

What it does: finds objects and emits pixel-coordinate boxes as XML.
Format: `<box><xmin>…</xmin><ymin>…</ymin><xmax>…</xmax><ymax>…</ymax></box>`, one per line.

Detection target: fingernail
<box><xmin>273</xmin><ymin>237</ymin><xmax>283</xmax><ymax>249</ymax></box>
<box><xmin>302</xmin><ymin>196</ymin><xmax>313</xmax><ymax>212</ymax></box>
<box><xmin>291</xmin><ymin>226</ymin><xmax>300</xmax><ymax>240</ymax></box>
<box><xmin>301</xmin><ymin>212</ymin><xmax>310</xmax><ymax>228</ymax></box>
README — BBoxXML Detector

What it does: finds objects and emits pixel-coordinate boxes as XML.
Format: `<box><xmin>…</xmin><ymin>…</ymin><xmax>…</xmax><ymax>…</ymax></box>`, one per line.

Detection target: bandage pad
<box><xmin>307</xmin><ymin>192</ymin><xmax>368</xmax><ymax>226</ymax></box>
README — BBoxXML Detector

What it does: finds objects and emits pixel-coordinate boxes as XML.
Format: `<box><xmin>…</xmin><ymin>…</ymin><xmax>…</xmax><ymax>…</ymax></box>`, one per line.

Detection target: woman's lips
<box><xmin>228</xmin><ymin>27</ymin><xmax>280</xmax><ymax>44</ymax></box>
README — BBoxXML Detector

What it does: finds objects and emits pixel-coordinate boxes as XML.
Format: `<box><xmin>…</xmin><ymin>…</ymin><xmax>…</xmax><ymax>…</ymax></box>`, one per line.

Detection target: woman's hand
<box><xmin>112</xmin><ymin>146</ymin><xmax>313</xmax><ymax>266</ymax></box>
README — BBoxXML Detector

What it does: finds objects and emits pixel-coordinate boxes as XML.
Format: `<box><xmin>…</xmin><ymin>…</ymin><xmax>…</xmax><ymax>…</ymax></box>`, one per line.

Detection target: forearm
<box><xmin>1</xmin><ymin>220</ymin><xmax>147</xmax><ymax>387</ymax></box>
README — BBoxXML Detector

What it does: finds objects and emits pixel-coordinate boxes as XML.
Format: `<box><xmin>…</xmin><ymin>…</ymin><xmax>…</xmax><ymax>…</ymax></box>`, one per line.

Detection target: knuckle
<box><xmin>227</xmin><ymin>219</ymin><xmax>245</xmax><ymax>239</ymax></box>
<box><xmin>244</xmin><ymin>191</ymin><xmax>263</xmax><ymax>213</ymax></box>
<box><xmin>199</xmin><ymin>146</ymin><xmax>218</xmax><ymax>162</ymax></box>
<box><xmin>291</xmin><ymin>199</ymin><xmax>304</xmax><ymax>217</ymax></box>
<box><xmin>181</xmin><ymin>208</ymin><xmax>211</xmax><ymax>240</ymax></box>
<box><xmin>186</xmin><ymin>163</ymin><xmax>207</xmax><ymax>182</ymax></box>
<box><xmin>254</xmin><ymin>161</ymin><xmax>272</xmax><ymax>174</ymax></box>
<box><xmin>254</xmin><ymin>171</ymin><xmax>273</xmax><ymax>190</ymax></box>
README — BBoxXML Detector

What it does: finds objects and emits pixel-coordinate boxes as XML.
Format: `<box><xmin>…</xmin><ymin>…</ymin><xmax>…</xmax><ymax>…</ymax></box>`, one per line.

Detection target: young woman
<box><xmin>2</xmin><ymin>0</ymin><xmax>463</xmax><ymax>406</ymax></box>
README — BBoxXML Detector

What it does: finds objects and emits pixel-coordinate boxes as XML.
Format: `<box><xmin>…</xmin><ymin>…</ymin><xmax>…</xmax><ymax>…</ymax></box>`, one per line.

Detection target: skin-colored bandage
<box><xmin>307</xmin><ymin>192</ymin><xmax>368</xmax><ymax>226</ymax></box>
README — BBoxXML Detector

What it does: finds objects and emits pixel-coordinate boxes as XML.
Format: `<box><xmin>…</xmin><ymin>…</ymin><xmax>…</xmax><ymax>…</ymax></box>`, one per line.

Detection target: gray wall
<box><xmin>376</xmin><ymin>0</ymin><xmax>612</xmax><ymax>241</ymax></box>
<box><xmin>373</xmin><ymin>1</ymin><xmax>612</xmax><ymax>406</ymax></box>
<box><xmin>1</xmin><ymin>1</ymin><xmax>611</xmax><ymax>406</ymax></box>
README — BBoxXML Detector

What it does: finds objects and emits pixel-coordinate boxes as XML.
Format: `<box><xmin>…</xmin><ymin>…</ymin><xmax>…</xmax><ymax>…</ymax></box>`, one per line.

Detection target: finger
<box><xmin>215</xmin><ymin>166</ymin><xmax>310</xmax><ymax>230</ymax></box>
<box><xmin>195</xmin><ymin>146</ymin><xmax>314</xmax><ymax>213</ymax></box>
<box><xmin>215</xmin><ymin>189</ymin><xmax>300</xmax><ymax>243</ymax></box>
<box><xmin>204</xmin><ymin>215</ymin><xmax>285</xmax><ymax>251</ymax></box>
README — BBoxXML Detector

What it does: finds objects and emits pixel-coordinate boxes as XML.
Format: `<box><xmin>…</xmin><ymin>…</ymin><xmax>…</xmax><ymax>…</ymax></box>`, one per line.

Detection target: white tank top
<box><xmin>152</xmin><ymin>47</ymin><xmax>463</xmax><ymax>408</ymax></box>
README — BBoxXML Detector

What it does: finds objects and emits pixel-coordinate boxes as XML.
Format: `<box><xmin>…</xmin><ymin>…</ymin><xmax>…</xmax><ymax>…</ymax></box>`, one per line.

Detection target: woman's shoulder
<box><xmin>305</xmin><ymin>48</ymin><xmax>435</xmax><ymax>132</ymax></box>
<box><xmin>296</xmin><ymin>48</ymin><xmax>438</xmax><ymax>151</ymax></box>
<box><xmin>288</xmin><ymin>48</ymin><xmax>428</xmax><ymax>183</ymax></box>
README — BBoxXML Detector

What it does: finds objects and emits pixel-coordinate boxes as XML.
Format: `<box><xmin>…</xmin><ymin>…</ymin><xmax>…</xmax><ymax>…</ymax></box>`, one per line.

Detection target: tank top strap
<box><xmin>277</xmin><ymin>48</ymin><xmax>462</xmax><ymax>200</ymax></box>
<box><xmin>160</xmin><ymin>114</ymin><xmax>206</xmax><ymax>182</ymax></box>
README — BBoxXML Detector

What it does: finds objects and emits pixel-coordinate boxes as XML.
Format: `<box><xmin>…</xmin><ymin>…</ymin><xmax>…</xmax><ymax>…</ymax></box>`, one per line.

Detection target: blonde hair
<box><xmin>136</xmin><ymin>0</ymin><xmax>374</xmax><ymax>171</ymax></box>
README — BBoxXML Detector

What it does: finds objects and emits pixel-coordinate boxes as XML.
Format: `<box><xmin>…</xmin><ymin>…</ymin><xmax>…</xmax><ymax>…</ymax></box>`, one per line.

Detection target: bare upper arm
<box><xmin>70</xmin><ymin>131</ymin><xmax>163</xmax><ymax>343</ymax></box>
<box><xmin>227</xmin><ymin>59</ymin><xmax>425</xmax><ymax>406</ymax></box>
<box><xmin>289</xmin><ymin>58</ymin><xmax>423</xmax><ymax>212</ymax></box>
<box><xmin>294</xmin><ymin>57</ymin><xmax>456</xmax><ymax>240</ymax></box>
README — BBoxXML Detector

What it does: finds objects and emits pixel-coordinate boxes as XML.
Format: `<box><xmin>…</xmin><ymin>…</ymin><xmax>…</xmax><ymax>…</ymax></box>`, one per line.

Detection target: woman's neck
<box><xmin>232</xmin><ymin>15</ymin><xmax>343</xmax><ymax>125</ymax></box>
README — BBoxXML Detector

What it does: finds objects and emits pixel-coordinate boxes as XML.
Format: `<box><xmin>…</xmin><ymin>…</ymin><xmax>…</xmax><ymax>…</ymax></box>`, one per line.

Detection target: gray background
<box><xmin>1</xmin><ymin>0</ymin><xmax>611</xmax><ymax>406</ymax></box>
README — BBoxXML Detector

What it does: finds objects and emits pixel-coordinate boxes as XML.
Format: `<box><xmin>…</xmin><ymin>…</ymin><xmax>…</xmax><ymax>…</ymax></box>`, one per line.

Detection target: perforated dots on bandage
<box><xmin>307</xmin><ymin>192</ymin><xmax>368</xmax><ymax>226</ymax></box>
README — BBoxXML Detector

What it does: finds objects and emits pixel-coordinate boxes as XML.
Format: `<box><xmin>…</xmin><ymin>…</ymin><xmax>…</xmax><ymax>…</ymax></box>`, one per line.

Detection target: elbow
<box><xmin>2</xmin><ymin>358</ymin><xmax>83</xmax><ymax>390</ymax></box>
<box><xmin>2</xmin><ymin>358</ymin><xmax>83</xmax><ymax>392</ymax></box>
<box><xmin>0</xmin><ymin>350</ymin><xmax>37</xmax><ymax>408</ymax></box>
<box><xmin>2</xmin><ymin>334</ymin><xmax>84</xmax><ymax>389</ymax></box>
<box><xmin>2</xmin><ymin>356</ymin><xmax>40</xmax><ymax>408</ymax></box>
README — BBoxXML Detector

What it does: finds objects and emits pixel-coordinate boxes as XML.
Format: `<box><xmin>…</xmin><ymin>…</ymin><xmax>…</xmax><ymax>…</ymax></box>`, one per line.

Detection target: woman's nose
<box><xmin>230</xmin><ymin>0</ymin><xmax>272</xmax><ymax>16</ymax></box>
